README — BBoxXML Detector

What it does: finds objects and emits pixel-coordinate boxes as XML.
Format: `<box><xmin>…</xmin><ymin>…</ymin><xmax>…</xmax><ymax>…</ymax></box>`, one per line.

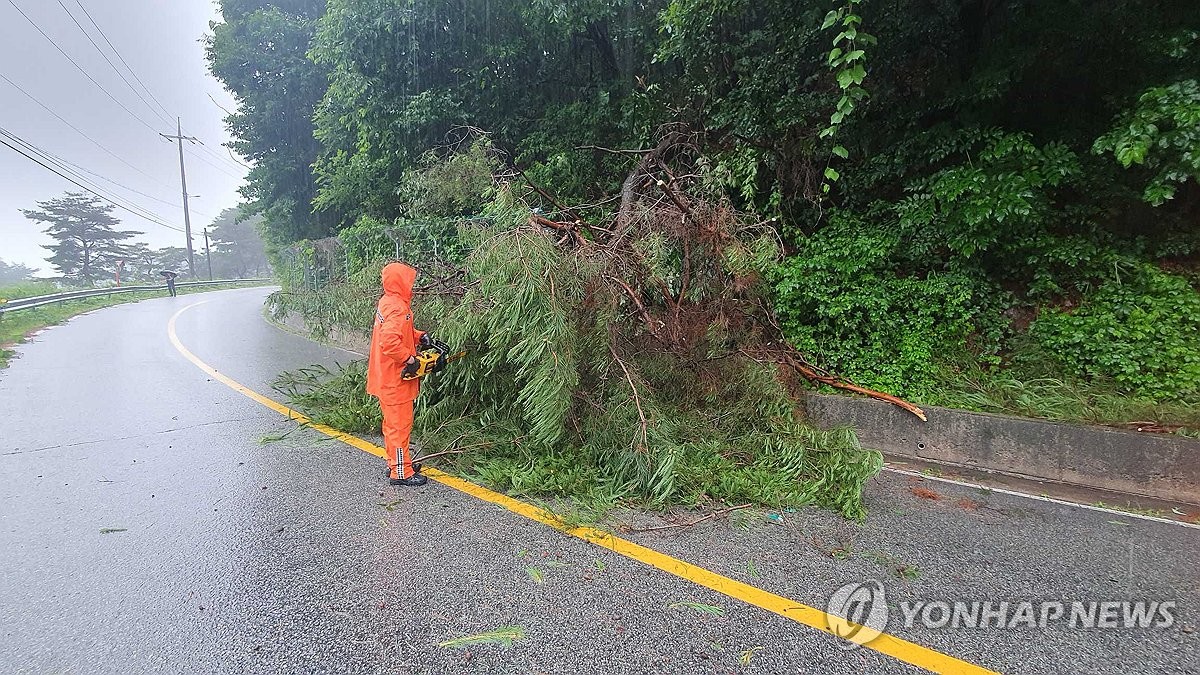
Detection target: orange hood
<box><xmin>381</xmin><ymin>262</ymin><xmax>417</xmax><ymax>302</ymax></box>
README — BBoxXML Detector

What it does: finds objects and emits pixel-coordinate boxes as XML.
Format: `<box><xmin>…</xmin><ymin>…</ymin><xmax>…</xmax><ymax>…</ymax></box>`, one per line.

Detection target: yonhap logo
<box><xmin>825</xmin><ymin>579</ymin><xmax>1178</xmax><ymax>650</ymax></box>
<box><xmin>826</xmin><ymin>580</ymin><xmax>889</xmax><ymax>648</ymax></box>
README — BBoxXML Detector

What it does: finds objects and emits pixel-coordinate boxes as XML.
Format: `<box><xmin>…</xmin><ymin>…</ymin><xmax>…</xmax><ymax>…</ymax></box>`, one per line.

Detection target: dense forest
<box><xmin>209</xmin><ymin>1</ymin><xmax>1199</xmax><ymax>514</ymax></box>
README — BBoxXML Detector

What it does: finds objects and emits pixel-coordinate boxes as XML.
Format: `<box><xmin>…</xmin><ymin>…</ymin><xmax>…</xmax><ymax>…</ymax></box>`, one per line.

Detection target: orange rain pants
<box><xmin>381</xmin><ymin>400</ymin><xmax>415</xmax><ymax>479</ymax></box>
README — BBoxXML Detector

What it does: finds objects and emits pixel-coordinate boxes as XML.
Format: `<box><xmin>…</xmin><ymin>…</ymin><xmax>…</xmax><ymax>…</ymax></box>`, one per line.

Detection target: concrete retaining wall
<box><xmin>277</xmin><ymin>311</ymin><xmax>370</xmax><ymax>354</ymax></box>
<box><xmin>804</xmin><ymin>392</ymin><xmax>1200</xmax><ymax>505</ymax></box>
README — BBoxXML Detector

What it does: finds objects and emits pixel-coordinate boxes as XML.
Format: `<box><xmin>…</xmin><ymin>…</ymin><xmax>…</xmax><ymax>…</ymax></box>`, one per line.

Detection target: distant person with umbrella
<box><xmin>160</xmin><ymin>270</ymin><xmax>179</xmax><ymax>297</ymax></box>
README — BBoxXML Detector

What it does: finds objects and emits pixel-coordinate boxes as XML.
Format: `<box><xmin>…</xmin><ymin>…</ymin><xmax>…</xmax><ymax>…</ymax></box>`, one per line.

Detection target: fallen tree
<box><xmin>277</xmin><ymin>131</ymin><xmax>928</xmax><ymax>518</ymax></box>
<box><xmin>360</xmin><ymin>131</ymin><xmax>917</xmax><ymax>519</ymax></box>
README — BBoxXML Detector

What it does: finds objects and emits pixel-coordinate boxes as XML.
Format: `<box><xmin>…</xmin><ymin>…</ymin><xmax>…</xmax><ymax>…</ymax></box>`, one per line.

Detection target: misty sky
<box><xmin>0</xmin><ymin>0</ymin><xmax>247</xmax><ymax>275</ymax></box>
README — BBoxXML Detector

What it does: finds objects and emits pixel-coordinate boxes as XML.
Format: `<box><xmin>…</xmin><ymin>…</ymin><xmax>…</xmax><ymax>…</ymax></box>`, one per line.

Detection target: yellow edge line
<box><xmin>168</xmin><ymin>301</ymin><xmax>997</xmax><ymax>675</ymax></box>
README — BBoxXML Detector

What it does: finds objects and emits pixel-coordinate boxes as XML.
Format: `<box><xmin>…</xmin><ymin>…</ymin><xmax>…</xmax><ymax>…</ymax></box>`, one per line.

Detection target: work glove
<box><xmin>419</xmin><ymin>333</ymin><xmax>433</xmax><ymax>349</ymax></box>
<box><xmin>401</xmin><ymin>355</ymin><xmax>420</xmax><ymax>379</ymax></box>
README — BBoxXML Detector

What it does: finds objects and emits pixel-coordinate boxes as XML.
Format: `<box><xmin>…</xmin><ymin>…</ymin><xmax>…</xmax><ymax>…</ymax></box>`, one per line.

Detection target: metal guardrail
<box><xmin>0</xmin><ymin>278</ymin><xmax>273</xmax><ymax>315</ymax></box>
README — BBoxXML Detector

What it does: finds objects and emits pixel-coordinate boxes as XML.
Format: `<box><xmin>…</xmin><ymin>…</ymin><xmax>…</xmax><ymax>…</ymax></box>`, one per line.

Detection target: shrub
<box><xmin>1031</xmin><ymin>266</ymin><xmax>1200</xmax><ymax>402</ymax></box>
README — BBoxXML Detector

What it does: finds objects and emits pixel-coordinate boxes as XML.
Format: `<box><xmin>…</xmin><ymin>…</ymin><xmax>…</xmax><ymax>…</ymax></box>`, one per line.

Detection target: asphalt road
<box><xmin>0</xmin><ymin>287</ymin><xmax>1196</xmax><ymax>674</ymax></box>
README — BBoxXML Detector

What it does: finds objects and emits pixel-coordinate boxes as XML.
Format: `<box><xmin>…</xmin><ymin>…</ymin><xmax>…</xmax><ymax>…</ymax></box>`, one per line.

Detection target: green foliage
<box><xmin>207</xmin><ymin>1</ymin><xmax>339</xmax><ymax>245</ymax></box>
<box><xmin>279</xmin><ymin>183</ymin><xmax>882</xmax><ymax>519</ymax></box>
<box><xmin>773</xmin><ymin>213</ymin><xmax>986</xmax><ymax>399</ymax></box>
<box><xmin>222</xmin><ymin>0</ymin><xmax>1200</xmax><ymax>448</ymax></box>
<box><xmin>897</xmin><ymin>132</ymin><xmax>1082</xmax><ymax>260</ymax></box>
<box><xmin>420</xmin><ymin>202</ymin><xmax>880</xmax><ymax>517</ymax></box>
<box><xmin>268</xmin><ymin>258</ymin><xmax>380</xmax><ymax>340</ymax></box>
<box><xmin>818</xmin><ymin>0</ymin><xmax>874</xmax><ymax>199</ymax></box>
<box><xmin>207</xmin><ymin>208</ymin><xmax>271</xmax><ymax>278</ymax></box>
<box><xmin>1031</xmin><ymin>266</ymin><xmax>1200</xmax><ymax>402</ymax></box>
<box><xmin>0</xmin><ymin>280</ymin><xmax>58</xmax><ymax>301</ymax></box>
<box><xmin>307</xmin><ymin>0</ymin><xmax>664</xmax><ymax>224</ymax></box>
<box><xmin>272</xmin><ymin>361</ymin><xmax>383</xmax><ymax>432</ymax></box>
<box><xmin>399</xmin><ymin>139</ymin><xmax>500</xmax><ymax>218</ymax></box>
<box><xmin>1094</xmin><ymin>79</ymin><xmax>1200</xmax><ymax>205</ymax></box>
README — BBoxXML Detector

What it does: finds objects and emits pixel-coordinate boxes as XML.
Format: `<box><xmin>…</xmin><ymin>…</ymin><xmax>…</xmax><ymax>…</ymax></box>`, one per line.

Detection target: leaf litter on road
<box><xmin>438</xmin><ymin>626</ymin><xmax>525</xmax><ymax>649</ymax></box>
<box><xmin>669</xmin><ymin>601</ymin><xmax>725</xmax><ymax>616</ymax></box>
<box><xmin>739</xmin><ymin>646</ymin><xmax>762</xmax><ymax>664</ymax></box>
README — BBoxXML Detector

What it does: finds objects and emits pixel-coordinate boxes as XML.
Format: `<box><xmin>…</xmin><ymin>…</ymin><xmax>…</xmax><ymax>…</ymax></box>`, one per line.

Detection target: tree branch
<box><xmin>610</xmin><ymin>340</ymin><xmax>649</xmax><ymax>450</ymax></box>
<box><xmin>622</xmin><ymin>503</ymin><xmax>753</xmax><ymax>533</ymax></box>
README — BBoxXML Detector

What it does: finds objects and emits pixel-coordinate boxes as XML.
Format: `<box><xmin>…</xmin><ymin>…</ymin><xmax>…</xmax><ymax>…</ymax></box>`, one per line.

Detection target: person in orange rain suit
<box><xmin>366</xmin><ymin>262</ymin><xmax>429</xmax><ymax>486</ymax></box>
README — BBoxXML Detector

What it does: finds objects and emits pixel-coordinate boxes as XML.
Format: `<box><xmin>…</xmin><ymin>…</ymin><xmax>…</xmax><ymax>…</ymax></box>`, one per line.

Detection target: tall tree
<box><xmin>207</xmin><ymin>0</ymin><xmax>340</xmax><ymax>247</ymax></box>
<box><xmin>22</xmin><ymin>193</ymin><xmax>142</xmax><ymax>286</ymax></box>
<box><xmin>208</xmin><ymin>207</ymin><xmax>269</xmax><ymax>278</ymax></box>
<box><xmin>309</xmin><ymin>0</ymin><xmax>666</xmax><ymax>223</ymax></box>
<box><xmin>0</xmin><ymin>257</ymin><xmax>36</xmax><ymax>284</ymax></box>
<box><xmin>153</xmin><ymin>247</ymin><xmax>193</xmax><ymax>276</ymax></box>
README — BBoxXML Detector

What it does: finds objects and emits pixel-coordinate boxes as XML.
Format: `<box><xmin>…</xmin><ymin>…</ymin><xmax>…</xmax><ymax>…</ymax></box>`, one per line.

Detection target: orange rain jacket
<box><xmin>366</xmin><ymin>263</ymin><xmax>425</xmax><ymax>405</ymax></box>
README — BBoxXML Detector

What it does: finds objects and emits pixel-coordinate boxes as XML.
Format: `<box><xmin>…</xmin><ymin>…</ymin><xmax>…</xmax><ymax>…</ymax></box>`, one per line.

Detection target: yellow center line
<box><xmin>168</xmin><ymin>300</ymin><xmax>997</xmax><ymax>675</ymax></box>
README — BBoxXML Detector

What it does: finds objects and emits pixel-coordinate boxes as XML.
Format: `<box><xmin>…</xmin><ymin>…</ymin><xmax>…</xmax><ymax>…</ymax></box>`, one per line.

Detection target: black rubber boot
<box><xmin>390</xmin><ymin>473</ymin><xmax>428</xmax><ymax>486</ymax></box>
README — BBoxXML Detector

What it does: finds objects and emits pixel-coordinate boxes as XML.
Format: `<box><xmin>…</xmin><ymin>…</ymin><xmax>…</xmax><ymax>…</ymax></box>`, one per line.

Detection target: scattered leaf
<box><xmin>438</xmin><ymin>626</ymin><xmax>525</xmax><ymax>649</ymax></box>
<box><xmin>526</xmin><ymin>567</ymin><xmax>544</xmax><ymax>584</ymax></box>
<box><xmin>739</xmin><ymin>646</ymin><xmax>762</xmax><ymax>665</ymax></box>
<box><xmin>746</xmin><ymin>560</ymin><xmax>760</xmax><ymax>578</ymax></box>
<box><xmin>669</xmin><ymin>601</ymin><xmax>725</xmax><ymax>616</ymax></box>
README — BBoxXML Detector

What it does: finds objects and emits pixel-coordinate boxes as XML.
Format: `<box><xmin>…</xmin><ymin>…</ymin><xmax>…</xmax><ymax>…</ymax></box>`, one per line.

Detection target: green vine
<box><xmin>818</xmin><ymin>0</ymin><xmax>875</xmax><ymax>196</ymax></box>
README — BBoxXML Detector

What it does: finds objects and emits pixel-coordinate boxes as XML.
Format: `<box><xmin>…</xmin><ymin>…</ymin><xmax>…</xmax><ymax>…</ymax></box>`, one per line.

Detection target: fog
<box><xmin>0</xmin><ymin>0</ymin><xmax>246</xmax><ymax>276</ymax></box>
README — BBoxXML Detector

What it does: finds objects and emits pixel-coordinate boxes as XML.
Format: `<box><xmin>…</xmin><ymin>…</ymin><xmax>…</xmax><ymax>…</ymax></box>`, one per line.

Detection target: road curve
<box><xmin>0</xmin><ymin>288</ymin><xmax>1196</xmax><ymax>674</ymax></box>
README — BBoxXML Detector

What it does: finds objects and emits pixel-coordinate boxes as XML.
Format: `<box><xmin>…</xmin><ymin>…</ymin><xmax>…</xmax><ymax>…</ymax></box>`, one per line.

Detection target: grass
<box><xmin>0</xmin><ymin>281</ymin><xmax>272</xmax><ymax>369</ymax></box>
<box><xmin>1091</xmin><ymin>501</ymin><xmax>1168</xmax><ymax>518</ymax></box>
<box><xmin>929</xmin><ymin>359</ymin><xmax>1200</xmax><ymax>438</ymax></box>
<box><xmin>0</xmin><ymin>280</ymin><xmax>60</xmax><ymax>301</ymax></box>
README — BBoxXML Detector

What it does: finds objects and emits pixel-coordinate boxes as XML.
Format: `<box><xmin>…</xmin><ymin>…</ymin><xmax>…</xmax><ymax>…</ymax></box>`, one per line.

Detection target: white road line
<box><xmin>883</xmin><ymin>466</ymin><xmax>1200</xmax><ymax>530</ymax></box>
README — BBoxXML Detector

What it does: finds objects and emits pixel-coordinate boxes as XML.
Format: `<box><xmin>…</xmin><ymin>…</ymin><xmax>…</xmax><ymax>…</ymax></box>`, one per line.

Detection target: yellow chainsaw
<box><xmin>401</xmin><ymin>336</ymin><xmax>466</xmax><ymax>381</ymax></box>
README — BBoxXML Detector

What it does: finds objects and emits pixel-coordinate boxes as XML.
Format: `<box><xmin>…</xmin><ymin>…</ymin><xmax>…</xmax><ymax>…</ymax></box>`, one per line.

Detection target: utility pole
<box><xmin>203</xmin><ymin>228</ymin><xmax>213</xmax><ymax>281</ymax></box>
<box><xmin>160</xmin><ymin>118</ymin><xmax>199</xmax><ymax>277</ymax></box>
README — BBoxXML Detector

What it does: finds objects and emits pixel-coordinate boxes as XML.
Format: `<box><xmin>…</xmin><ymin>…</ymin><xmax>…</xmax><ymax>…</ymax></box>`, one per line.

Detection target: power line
<box><xmin>72</xmin><ymin>0</ymin><xmax>175</xmax><ymax>122</ymax></box>
<box><xmin>0</xmin><ymin>127</ymin><xmax>184</xmax><ymax>232</ymax></box>
<box><xmin>3</xmin><ymin>131</ymin><xmax>184</xmax><ymax>232</ymax></box>
<box><xmin>195</xmin><ymin>141</ymin><xmax>250</xmax><ymax>174</ymax></box>
<box><xmin>40</xmin><ymin>143</ymin><xmax>214</xmax><ymax>219</ymax></box>
<box><xmin>182</xmin><ymin>140</ymin><xmax>245</xmax><ymax>179</ymax></box>
<box><xmin>4</xmin><ymin>0</ymin><xmax>161</xmax><ymax>134</ymax></box>
<box><xmin>0</xmin><ymin>71</ymin><xmax>174</xmax><ymax>190</ymax></box>
<box><xmin>69</xmin><ymin>0</ymin><xmax>250</xmax><ymax>176</ymax></box>
<box><xmin>53</xmin><ymin>0</ymin><xmax>173</xmax><ymax>127</ymax></box>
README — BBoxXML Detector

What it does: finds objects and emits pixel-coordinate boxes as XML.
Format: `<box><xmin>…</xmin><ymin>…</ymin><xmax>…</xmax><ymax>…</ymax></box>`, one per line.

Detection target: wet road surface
<box><xmin>1</xmin><ymin>287</ymin><xmax>1196</xmax><ymax>674</ymax></box>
